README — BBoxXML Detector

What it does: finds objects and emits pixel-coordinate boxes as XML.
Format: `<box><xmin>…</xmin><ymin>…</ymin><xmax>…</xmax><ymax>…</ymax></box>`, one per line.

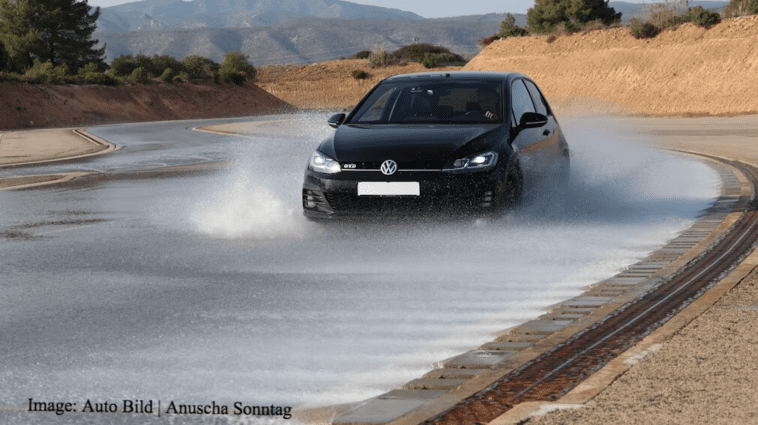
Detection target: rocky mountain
<box><xmin>92</xmin><ymin>0</ymin><xmax>727</xmax><ymax>66</ymax></box>
<box><xmin>97</xmin><ymin>14</ymin><xmax>512</xmax><ymax>65</ymax></box>
<box><xmin>97</xmin><ymin>0</ymin><xmax>423</xmax><ymax>32</ymax></box>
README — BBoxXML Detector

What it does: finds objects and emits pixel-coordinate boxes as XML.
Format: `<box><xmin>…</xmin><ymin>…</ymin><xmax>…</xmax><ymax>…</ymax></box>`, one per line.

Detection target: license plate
<box><xmin>357</xmin><ymin>182</ymin><xmax>420</xmax><ymax>196</ymax></box>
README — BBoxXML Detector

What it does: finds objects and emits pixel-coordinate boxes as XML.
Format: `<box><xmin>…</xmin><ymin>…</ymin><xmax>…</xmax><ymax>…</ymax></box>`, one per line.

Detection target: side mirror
<box><xmin>518</xmin><ymin>112</ymin><xmax>548</xmax><ymax>129</ymax></box>
<box><xmin>327</xmin><ymin>113</ymin><xmax>346</xmax><ymax>129</ymax></box>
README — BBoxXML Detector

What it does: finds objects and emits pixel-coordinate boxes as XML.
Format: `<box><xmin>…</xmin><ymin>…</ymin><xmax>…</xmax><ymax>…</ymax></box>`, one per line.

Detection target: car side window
<box><xmin>511</xmin><ymin>79</ymin><xmax>536</xmax><ymax>126</ymax></box>
<box><xmin>524</xmin><ymin>80</ymin><xmax>549</xmax><ymax>117</ymax></box>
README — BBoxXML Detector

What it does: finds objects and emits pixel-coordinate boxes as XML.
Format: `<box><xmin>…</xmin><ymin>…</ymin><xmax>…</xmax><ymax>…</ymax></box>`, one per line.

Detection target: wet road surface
<box><xmin>0</xmin><ymin>114</ymin><xmax>720</xmax><ymax>423</ymax></box>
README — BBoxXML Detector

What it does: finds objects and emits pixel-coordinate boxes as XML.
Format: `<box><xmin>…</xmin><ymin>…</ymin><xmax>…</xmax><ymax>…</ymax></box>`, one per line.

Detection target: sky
<box><xmin>86</xmin><ymin>0</ymin><xmax>653</xmax><ymax>19</ymax></box>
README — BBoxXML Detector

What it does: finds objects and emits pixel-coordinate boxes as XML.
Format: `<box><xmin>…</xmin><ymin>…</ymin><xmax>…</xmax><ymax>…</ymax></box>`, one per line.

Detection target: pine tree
<box><xmin>0</xmin><ymin>0</ymin><xmax>41</xmax><ymax>72</ymax></box>
<box><xmin>527</xmin><ymin>0</ymin><xmax>621</xmax><ymax>33</ymax></box>
<box><xmin>0</xmin><ymin>0</ymin><xmax>105</xmax><ymax>73</ymax></box>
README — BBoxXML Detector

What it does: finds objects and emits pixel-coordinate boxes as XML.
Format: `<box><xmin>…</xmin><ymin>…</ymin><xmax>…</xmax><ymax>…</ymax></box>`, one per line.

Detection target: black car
<box><xmin>302</xmin><ymin>71</ymin><xmax>570</xmax><ymax>219</ymax></box>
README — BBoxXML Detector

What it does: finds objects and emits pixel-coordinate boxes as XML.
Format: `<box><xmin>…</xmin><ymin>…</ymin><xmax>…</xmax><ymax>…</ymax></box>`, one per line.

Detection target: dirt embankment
<box><xmin>465</xmin><ymin>15</ymin><xmax>758</xmax><ymax>116</ymax></box>
<box><xmin>255</xmin><ymin>16</ymin><xmax>758</xmax><ymax>116</ymax></box>
<box><xmin>255</xmin><ymin>60</ymin><xmax>461</xmax><ymax>109</ymax></box>
<box><xmin>3</xmin><ymin>15</ymin><xmax>758</xmax><ymax>131</ymax></box>
<box><xmin>0</xmin><ymin>81</ymin><xmax>293</xmax><ymax>130</ymax></box>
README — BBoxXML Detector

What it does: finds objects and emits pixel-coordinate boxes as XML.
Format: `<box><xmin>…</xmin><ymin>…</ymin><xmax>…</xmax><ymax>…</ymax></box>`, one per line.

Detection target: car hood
<box><xmin>324</xmin><ymin>124</ymin><xmax>499</xmax><ymax>164</ymax></box>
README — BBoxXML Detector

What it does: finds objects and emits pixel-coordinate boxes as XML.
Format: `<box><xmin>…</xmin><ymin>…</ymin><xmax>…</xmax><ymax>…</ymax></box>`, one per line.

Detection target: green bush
<box><xmin>391</xmin><ymin>43</ymin><xmax>463</xmax><ymax>63</ymax></box>
<box><xmin>367</xmin><ymin>50</ymin><xmax>397</xmax><ymax>68</ymax></box>
<box><xmin>0</xmin><ymin>42</ymin><xmax>8</xmax><ymax>73</ymax></box>
<box><xmin>80</xmin><ymin>72</ymin><xmax>118</xmax><ymax>86</ymax></box>
<box><xmin>629</xmin><ymin>18</ymin><xmax>660</xmax><ymax>39</ymax></box>
<box><xmin>365</xmin><ymin>44</ymin><xmax>466</xmax><ymax>68</ymax></box>
<box><xmin>498</xmin><ymin>14</ymin><xmax>529</xmax><ymax>38</ymax></box>
<box><xmin>0</xmin><ymin>72</ymin><xmax>19</xmax><ymax>83</ymax></box>
<box><xmin>351</xmin><ymin>69</ymin><xmax>368</xmax><ymax>79</ymax></box>
<box><xmin>723</xmin><ymin>0</ymin><xmax>758</xmax><ymax>17</ymax></box>
<box><xmin>77</xmin><ymin>61</ymin><xmax>106</xmax><ymax>75</ymax></box>
<box><xmin>688</xmin><ymin>6</ymin><xmax>721</xmax><ymax>26</ymax></box>
<box><xmin>24</xmin><ymin>60</ymin><xmax>70</xmax><ymax>84</ymax></box>
<box><xmin>134</xmin><ymin>53</ymin><xmax>158</xmax><ymax>77</ymax></box>
<box><xmin>665</xmin><ymin>15</ymin><xmax>692</xmax><ymax>27</ymax></box>
<box><xmin>182</xmin><ymin>56</ymin><xmax>217</xmax><ymax>80</ymax></box>
<box><xmin>152</xmin><ymin>55</ymin><xmax>183</xmax><ymax>76</ymax></box>
<box><xmin>218</xmin><ymin>51</ymin><xmax>255</xmax><ymax>86</ymax></box>
<box><xmin>225</xmin><ymin>72</ymin><xmax>245</xmax><ymax>85</ymax></box>
<box><xmin>130</xmin><ymin>66</ymin><xmax>150</xmax><ymax>84</ymax></box>
<box><xmin>109</xmin><ymin>55</ymin><xmax>137</xmax><ymax>77</ymax></box>
<box><xmin>480</xmin><ymin>35</ymin><xmax>500</xmax><ymax>46</ymax></box>
<box><xmin>159</xmin><ymin>67</ymin><xmax>176</xmax><ymax>83</ymax></box>
<box><xmin>528</xmin><ymin>0</ymin><xmax>621</xmax><ymax>33</ymax></box>
<box><xmin>352</xmin><ymin>50</ymin><xmax>371</xmax><ymax>59</ymax></box>
<box><xmin>420</xmin><ymin>54</ymin><xmax>438</xmax><ymax>69</ymax></box>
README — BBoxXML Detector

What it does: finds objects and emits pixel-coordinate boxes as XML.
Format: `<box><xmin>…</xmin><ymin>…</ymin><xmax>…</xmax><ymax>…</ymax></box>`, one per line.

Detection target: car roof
<box><xmin>382</xmin><ymin>71</ymin><xmax>527</xmax><ymax>84</ymax></box>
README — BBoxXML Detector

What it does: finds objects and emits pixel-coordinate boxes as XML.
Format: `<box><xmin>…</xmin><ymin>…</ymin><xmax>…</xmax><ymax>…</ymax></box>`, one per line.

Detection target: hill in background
<box><xmin>97</xmin><ymin>14</ymin><xmax>514</xmax><ymax>65</ymax></box>
<box><xmin>97</xmin><ymin>0</ymin><xmax>423</xmax><ymax>32</ymax></box>
<box><xmin>93</xmin><ymin>0</ymin><xmax>727</xmax><ymax>65</ymax></box>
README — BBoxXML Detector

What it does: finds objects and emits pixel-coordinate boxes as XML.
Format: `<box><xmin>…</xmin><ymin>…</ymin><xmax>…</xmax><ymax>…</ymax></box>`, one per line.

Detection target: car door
<box><xmin>524</xmin><ymin>79</ymin><xmax>569</xmax><ymax>171</ymax></box>
<box><xmin>509</xmin><ymin>78</ymin><xmax>565</xmax><ymax>188</ymax></box>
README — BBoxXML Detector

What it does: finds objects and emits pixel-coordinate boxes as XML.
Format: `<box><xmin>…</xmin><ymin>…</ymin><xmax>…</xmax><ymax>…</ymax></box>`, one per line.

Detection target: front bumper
<box><xmin>302</xmin><ymin>168</ymin><xmax>505</xmax><ymax>218</ymax></box>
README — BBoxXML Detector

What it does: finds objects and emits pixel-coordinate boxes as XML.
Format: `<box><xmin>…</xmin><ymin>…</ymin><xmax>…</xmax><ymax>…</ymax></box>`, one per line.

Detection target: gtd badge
<box><xmin>380</xmin><ymin>160</ymin><xmax>397</xmax><ymax>176</ymax></box>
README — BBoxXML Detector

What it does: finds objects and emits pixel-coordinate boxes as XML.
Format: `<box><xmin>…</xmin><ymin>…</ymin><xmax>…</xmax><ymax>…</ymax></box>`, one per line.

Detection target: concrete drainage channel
<box><xmin>327</xmin><ymin>154</ymin><xmax>756</xmax><ymax>425</ymax></box>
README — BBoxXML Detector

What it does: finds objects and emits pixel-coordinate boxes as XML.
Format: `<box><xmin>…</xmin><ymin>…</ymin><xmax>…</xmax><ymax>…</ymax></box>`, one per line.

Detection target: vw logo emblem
<box><xmin>380</xmin><ymin>160</ymin><xmax>397</xmax><ymax>176</ymax></box>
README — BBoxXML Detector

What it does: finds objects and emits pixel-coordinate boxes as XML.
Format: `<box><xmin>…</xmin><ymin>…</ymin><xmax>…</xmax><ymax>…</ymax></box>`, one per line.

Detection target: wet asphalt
<box><xmin>0</xmin><ymin>114</ymin><xmax>720</xmax><ymax>424</ymax></box>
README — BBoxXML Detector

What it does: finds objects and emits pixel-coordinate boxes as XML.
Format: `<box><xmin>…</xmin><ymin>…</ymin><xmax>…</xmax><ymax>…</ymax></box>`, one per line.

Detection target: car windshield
<box><xmin>349</xmin><ymin>81</ymin><xmax>504</xmax><ymax>125</ymax></box>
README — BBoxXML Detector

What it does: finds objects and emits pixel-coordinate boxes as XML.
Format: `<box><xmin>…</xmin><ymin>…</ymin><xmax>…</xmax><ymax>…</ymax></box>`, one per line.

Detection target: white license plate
<box><xmin>357</xmin><ymin>182</ymin><xmax>420</xmax><ymax>196</ymax></box>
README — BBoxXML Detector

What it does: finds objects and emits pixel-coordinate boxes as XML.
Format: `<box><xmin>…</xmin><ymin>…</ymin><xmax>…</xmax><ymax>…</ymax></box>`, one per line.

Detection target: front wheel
<box><xmin>483</xmin><ymin>164</ymin><xmax>523</xmax><ymax>213</ymax></box>
<box><xmin>501</xmin><ymin>167</ymin><xmax>523</xmax><ymax>206</ymax></box>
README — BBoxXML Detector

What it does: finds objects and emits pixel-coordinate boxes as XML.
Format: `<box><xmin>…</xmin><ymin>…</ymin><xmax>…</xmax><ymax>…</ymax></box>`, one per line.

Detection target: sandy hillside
<box><xmin>255</xmin><ymin>60</ymin><xmax>461</xmax><ymax>109</ymax></box>
<box><xmin>4</xmin><ymin>15</ymin><xmax>758</xmax><ymax>131</ymax></box>
<box><xmin>0</xmin><ymin>81</ymin><xmax>292</xmax><ymax>130</ymax></box>
<box><xmin>465</xmin><ymin>16</ymin><xmax>758</xmax><ymax>116</ymax></box>
<box><xmin>253</xmin><ymin>16</ymin><xmax>758</xmax><ymax>116</ymax></box>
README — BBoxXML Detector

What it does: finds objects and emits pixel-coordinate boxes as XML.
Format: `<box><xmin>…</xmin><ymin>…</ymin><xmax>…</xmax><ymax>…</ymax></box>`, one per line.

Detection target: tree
<box><xmin>0</xmin><ymin>0</ymin><xmax>40</xmax><ymax>72</ymax></box>
<box><xmin>0</xmin><ymin>0</ymin><xmax>105</xmax><ymax>73</ymax></box>
<box><xmin>35</xmin><ymin>0</ymin><xmax>105</xmax><ymax>72</ymax></box>
<box><xmin>109</xmin><ymin>54</ymin><xmax>137</xmax><ymax>77</ymax></box>
<box><xmin>218</xmin><ymin>51</ymin><xmax>255</xmax><ymax>85</ymax></box>
<box><xmin>182</xmin><ymin>56</ymin><xmax>217</xmax><ymax>80</ymax></box>
<box><xmin>498</xmin><ymin>14</ymin><xmax>529</xmax><ymax>38</ymax></box>
<box><xmin>723</xmin><ymin>0</ymin><xmax>758</xmax><ymax>17</ymax></box>
<box><xmin>527</xmin><ymin>0</ymin><xmax>621</xmax><ymax>33</ymax></box>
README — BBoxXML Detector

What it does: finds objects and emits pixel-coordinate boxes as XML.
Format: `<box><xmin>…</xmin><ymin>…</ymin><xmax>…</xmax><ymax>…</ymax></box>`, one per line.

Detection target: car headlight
<box><xmin>309</xmin><ymin>150</ymin><xmax>341</xmax><ymax>174</ymax></box>
<box><xmin>444</xmin><ymin>151</ymin><xmax>498</xmax><ymax>173</ymax></box>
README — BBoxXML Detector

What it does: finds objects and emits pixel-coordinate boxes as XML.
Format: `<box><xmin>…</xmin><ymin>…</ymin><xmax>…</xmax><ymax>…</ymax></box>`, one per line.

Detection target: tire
<box><xmin>502</xmin><ymin>167</ymin><xmax>523</xmax><ymax>206</ymax></box>
<box><xmin>485</xmin><ymin>162</ymin><xmax>523</xmax><ymax>213</ymax></box>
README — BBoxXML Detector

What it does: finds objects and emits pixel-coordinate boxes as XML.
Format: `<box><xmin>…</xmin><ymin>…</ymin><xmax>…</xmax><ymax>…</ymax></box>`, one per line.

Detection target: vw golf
<box><xmin>302</xmin><ymin>71</ymin><xmax>570</xmax><ymax>219</ymax></box>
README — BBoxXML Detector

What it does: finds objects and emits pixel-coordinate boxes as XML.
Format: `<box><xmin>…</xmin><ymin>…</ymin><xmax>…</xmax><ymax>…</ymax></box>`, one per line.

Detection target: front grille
<box><xmin>324</xmin><ymin>192</ymin><xmax>486</xmax><ymax>214</ymax></box>
<box><xmin>340</xmin><ymin>160</ymin><xmax>447</xmax><ymax>171</ymax></box>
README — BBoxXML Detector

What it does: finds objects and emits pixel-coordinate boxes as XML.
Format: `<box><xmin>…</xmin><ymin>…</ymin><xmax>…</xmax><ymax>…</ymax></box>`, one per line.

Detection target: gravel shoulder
<box><xmin>517</xmin><ymin>116</ymin><xmax>758</xmax><ymax>425</ymax></box>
